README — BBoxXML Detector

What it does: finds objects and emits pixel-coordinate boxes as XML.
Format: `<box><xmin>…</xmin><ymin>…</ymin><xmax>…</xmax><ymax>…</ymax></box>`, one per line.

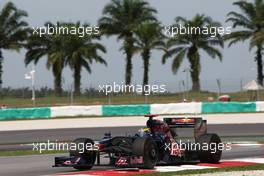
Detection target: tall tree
<box><xmin>25</xmin><ymin>22</ymin><xmax>65</xmax><ymax>95</ymax></box>
<box><xmin>252</xmin><ymin>30</ymin><xmax>264</xmax><ymax>46</ymax></box>
<box><xmin>225</xmin><ymin>0</ymin><xmax>264</xmax><ymax>85</ymax></box>
<box><xmin>64</xmin><ymin>22</ymin><xmax>107</xmax><ymax>96</ymax></box>
<box><xmin>98</xmin><ymin>0</ymin><xmax>157</xmax><ymax>85</ymax></box>
<box><xmin>162</xmin><ymin>14</ymin><xmax>224</xmax><ymax>91</ymax></box>
<box><xmin>0</xmin><ymin>2</ymin><xmax>28</xmax><ymax>88</ymax></box>
<box><xmin>133</xmin><ymin>22</ymin><xmax>165</xmax><ymax>89</ymax></box>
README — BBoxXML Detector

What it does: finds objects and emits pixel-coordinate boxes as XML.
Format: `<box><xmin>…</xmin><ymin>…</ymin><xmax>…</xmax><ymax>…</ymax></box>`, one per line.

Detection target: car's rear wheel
<box><xmin>197</xmin><ymin>133</ymin><xmax>222</xmax><ymax>163</ymax></box>
<box><xmin>132</xmin><ymin>137</ymin><xmax>158</xmax><ymax>169</ymax></box>
<box><xmin>69</xmin><ymin>138</ymin><xmax>96</xmax><ymax>170</ymax></box>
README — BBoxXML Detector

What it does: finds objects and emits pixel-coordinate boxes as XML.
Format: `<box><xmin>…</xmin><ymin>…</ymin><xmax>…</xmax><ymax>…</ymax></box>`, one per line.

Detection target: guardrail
<box><xmin>0</xmin><ymin>107</ymin><xmax>50</xmax><ymax>120</ymax></box>
<box><xmin>0</xmin><ymin>101</ymin><xmax>264</xmax><ymax>120</ymax></box>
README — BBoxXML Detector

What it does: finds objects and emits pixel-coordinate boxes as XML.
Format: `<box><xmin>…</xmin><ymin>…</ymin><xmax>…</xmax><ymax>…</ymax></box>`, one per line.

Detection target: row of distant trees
<box><xmin>0</xmin><ymin>87</ymin><xmax>101</xmax><ymax>98</ymax></box>
<box><xmin>0</xmin><ymin>0</ymin><xmax>264</xmax><ymax>96</ymax></box>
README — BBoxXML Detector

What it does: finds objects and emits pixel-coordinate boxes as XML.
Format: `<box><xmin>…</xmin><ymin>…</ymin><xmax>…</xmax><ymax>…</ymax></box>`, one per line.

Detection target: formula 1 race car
<box><xmin>53</xmin><ymin>115</ymin><xmax>222</xmax><ymax>170</ymax></box>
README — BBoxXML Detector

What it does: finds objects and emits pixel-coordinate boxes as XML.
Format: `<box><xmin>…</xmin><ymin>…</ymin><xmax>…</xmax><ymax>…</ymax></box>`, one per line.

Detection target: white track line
<box><xmin>155</xmin><ymin>165</ymin><xmax>216</xmax><ymax>172</ymax></box>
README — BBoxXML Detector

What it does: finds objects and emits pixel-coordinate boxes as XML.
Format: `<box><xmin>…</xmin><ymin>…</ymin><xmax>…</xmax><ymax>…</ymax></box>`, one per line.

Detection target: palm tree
<box><xmin>162</xmin><ymin>14</ymin><xmax>224</xmax><ymax>91</ymax></box>
<box><xmin>0</xmin><ymin>2</ymin><xmax>28</xmax><ymax>88</ymax></box>
<box><xmin>225</xmin><ymin>0</ymin><xmax>264</xmax><ymax>85</ymax></box>
<box><xmin>64</xmin><ymin>22</ymin><xmax>107</xmax><ymax>96</ymax></box>
<box><xmin>133</xmin><ymin>22</ymin><xmax>165</xmax><ymax>90</ymax></box>
<box><xmin>252</xmin><ymin>30</ymin><xmax>264</xmax><ymax>47</ymax></box>
<box><xmin>25</xmin><ymin>22</ymin><xmax>65</xmax><ymax>95</ymax></box>
<box><xmin>98</xmin><ymin>0</ymin><xmax>157</xmax><ymax>85</ymax></box>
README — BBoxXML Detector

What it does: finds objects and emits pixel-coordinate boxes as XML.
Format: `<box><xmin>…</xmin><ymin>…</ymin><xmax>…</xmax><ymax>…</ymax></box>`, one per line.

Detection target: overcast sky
<box><xmin>0</xmin><ymin>0</ymin><xmax>257</xmax><ymax>92</ymax></box>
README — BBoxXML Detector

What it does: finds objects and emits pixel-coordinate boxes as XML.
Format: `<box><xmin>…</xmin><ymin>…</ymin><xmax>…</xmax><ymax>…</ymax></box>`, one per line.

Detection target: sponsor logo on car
<box><xmin>130</xmin><ymin>156</ymin><xmax>144</xmax><ymax>165</ymax></box>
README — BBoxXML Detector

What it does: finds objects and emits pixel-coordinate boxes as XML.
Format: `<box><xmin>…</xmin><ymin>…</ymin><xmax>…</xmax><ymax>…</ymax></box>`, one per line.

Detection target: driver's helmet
<box><xmin>138</xmin><ymin>128</ymin><xmax>150</xmax><ymax>137</ymax></box>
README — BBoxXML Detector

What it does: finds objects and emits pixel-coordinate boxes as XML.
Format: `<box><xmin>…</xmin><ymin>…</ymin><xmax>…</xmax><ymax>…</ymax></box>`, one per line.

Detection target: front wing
<box><xmin>53</xmin><ymin>154</ymin><xmax>145</xmax><ymax>168</ymax></box>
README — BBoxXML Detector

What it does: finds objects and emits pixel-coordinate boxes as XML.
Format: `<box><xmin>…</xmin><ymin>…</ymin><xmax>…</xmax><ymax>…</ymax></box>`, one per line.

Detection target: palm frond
<box><xmin>171</xmin><ymin>49</ymin><xmax>186</xmax><ymax>74</ymax></box>
<box><xmin>224</xmin><ymin>30</ymin><xmax>252</xmax><ymax>47</ymax></box>
<box><xmin>162</xmin><ymin>47</ymin><xmax>185</xmax><ymax>64</ymax></box>
<box><xmin>201</xmin><ymin>45</ymin><xmax>222</xmax><ymax>61</ymax></box>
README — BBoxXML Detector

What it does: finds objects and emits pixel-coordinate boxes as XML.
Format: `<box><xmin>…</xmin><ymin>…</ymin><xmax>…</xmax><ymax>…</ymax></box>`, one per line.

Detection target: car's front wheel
<box><xmin>132</xmin><ymin>137</ymin><xmax>158</xmax><ymax>169</ymax></box>
<box><xmin>69</xmin><ymin>138</ymin><xmax>96</xmax><ymax>170</ymax></box>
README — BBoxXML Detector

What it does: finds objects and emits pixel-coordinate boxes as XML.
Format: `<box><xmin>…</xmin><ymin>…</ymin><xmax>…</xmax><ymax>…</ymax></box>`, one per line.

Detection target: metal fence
<box><xmin>0</xmin><ymin>77</ymin><xmax>263</xmax><ymax>108</ymax></box>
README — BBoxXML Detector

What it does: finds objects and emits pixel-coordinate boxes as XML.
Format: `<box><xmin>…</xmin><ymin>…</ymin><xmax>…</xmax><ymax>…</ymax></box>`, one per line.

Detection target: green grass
<box><xmin>1</xmin><ymin>91</ymin><xmax>264</xmax><ymax>108</ymax></box>
<box><xmin>0</xmin><ymin>150</ymin><xmax>67</xmax><ymax>157</ymax></box>
<box><xmin>139</xmin><ymin>164</ymin><xmax>264</xmax><ymax>176</ymax></box>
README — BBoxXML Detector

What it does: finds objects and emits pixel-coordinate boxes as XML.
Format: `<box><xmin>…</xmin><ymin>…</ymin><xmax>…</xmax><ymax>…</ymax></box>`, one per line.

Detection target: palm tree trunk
<box><xmin>124</xmin><ymin>33</ymin><xmax>134</xmax><ymax>85</ymax></box>
<box><xmin>74</xmin><ymin>63</ymin><xmax>81</xmax><ymax>96</ymax></box>
<box><xmin>188</xmin><ymin>46</ymin><xmax>201</xmax><ymax>91</ymax></box>
<box><xmin>142</xmin><ymin>49</ymin><xmax>150</xmax><ymax>95</ymax></box>
<box><xmin>125</xmin><ymin>53</ymin><xmax>132</xmax><ymax>85</ymax></box>
<box><xmin>52</xmin><ymin>63</ymin><xmax>63</xmax><ymax>96</ymax></box>
<box><xmin>256</xmin><ymin>45</ymin><xmax>263</xmax><ymax>86</ymax></box>
<box><xmin>0</xmin><ymin>50</ymin><xmax>3</xmax><ymax>89</ymax></box>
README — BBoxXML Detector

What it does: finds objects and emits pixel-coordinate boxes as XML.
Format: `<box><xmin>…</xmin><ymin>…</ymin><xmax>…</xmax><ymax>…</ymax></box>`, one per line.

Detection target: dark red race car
<box><xmin>53</xmin><ymin>115</ymin><xmax>222</xmax><ymax>170</ymax></box>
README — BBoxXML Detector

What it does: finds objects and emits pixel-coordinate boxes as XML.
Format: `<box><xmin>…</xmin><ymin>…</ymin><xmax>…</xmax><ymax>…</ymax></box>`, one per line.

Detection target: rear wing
<box><xmin>163</xmin><ymin>117</ymin><xmax>203</xmax><ymax>128</ymax></box>
<box><xmin>163</xmin><ymin>117</ymin><xmax>207</xmax><ymax>140</ymax></box>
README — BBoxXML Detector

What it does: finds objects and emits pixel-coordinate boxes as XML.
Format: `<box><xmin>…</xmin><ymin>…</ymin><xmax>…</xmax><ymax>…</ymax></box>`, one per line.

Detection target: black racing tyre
<box><xmin>197</xmin><ymin>133</ymin><xmax>222</xmax><ymax>163</ymax></box>
<box><xmin>69</xmin><ymin>138</ymin><xmax>96</xmax><ymax>170</ymax></box>
<box><xmin>132</xmin><ymin>137</ymin><xmax>158</xmax><ymax>169</ymax></box>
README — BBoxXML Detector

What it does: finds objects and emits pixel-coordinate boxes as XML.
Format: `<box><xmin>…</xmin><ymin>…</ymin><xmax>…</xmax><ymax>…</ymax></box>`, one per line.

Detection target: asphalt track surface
<box><xmin>0</xmin><ymin>146</ymin><xmax>264</xmax><ymax>176</ymax></box>
<box><xmin>0</xmin><ymin>124</ymin><xmax>263</xmax><ymax>176</ymax></box>
<box><xmin>0</xmin><ymin>124</ymin><xmax>264</xmax><ymax>145</ymax></box>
